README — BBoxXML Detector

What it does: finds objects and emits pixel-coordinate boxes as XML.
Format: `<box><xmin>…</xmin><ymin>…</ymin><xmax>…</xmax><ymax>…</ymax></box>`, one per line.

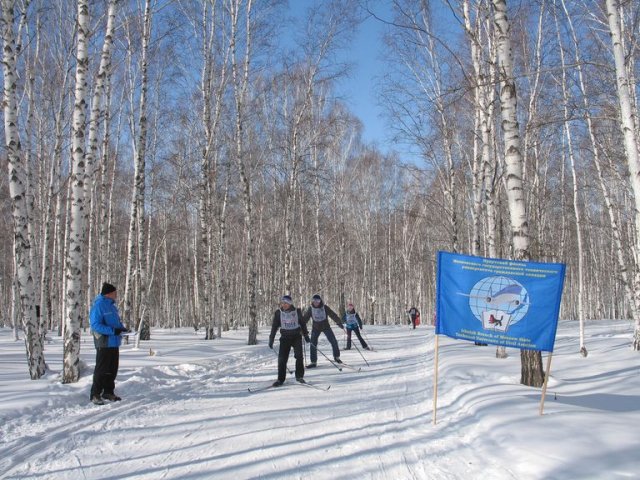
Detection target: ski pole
<box><xmin>361</xmin><ymin>329</ymin><xmax>373</xmax><ymax>350</ymax></box>
<box><xmin>310</xmin><ymin>343</ymin><xmax>343</xmax><ymax>371</ymax></box>
<box><xmin>353</xmin><ymin>341</ymin><xmax>370</xmax><ymax>367</ymax></box>
<box><xmin>303</xmin><ymin>336</ymin><xmax>307</xmax><ymax>364</ymax></box>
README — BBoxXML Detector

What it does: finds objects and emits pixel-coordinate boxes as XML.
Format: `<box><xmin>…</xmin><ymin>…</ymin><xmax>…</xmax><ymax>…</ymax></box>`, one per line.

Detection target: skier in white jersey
<box><xmin>302</xmin><ymin>294</ymin><xmax>344</xmax><ymax>368</ymax></box>
<box><xmin>342</xmin><ymin>302</ymin><xmax>369</xmax><ymax>350</ymax></box>
<box><xmin>268</xmin><ymin>295</ymin><xmax>310</xmax><ymax>386</ymax></box>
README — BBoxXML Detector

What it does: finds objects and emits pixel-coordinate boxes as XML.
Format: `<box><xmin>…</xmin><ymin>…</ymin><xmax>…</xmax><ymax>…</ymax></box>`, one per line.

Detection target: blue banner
<box><xmin>436</xmin><ymin>251</ymin><xmax>566</xmax><ymax>352</ymax></box>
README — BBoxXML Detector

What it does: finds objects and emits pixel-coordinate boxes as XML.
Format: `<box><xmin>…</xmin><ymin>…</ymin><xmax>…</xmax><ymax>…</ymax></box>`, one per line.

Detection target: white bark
<box><xmin>63</xmin><ymin>0</ymin><xmax>90</xmax><ymax>383</ymax></box>
<box><xmin>559</xmin><ymin>0</ymin><xmax>639</xmax><ymax>330</ymax></box>
<box><xmin>605</xmin><ymin>0</ymin><xmax>640</xmax><ymax>351</ymax></box>
<box><xmin>229</xmin><ymin>0</ymin><xmax>258</xmax><ymax>344</ymax></box>
<box><xmin>216</xmin><ymin>171</ymin><xmax>230</xmax><ymax>338</ymax></box>
<box><xmin>39</xmin><ymin>66</ymin><xmax>70</xmax><ymax>343</ymax></box>
<box><xmin>553</xmin><ymin>4</ymin><xmax>587</xmax><ymax>356</ymax></box>
<box><xmin>134</xmin><ymin>0</ymin><xmax>152</xmax><ymax>347</ymax></box>
<box><xmin>491</xmin><ymin>0</ymin><xmax>543</xmax><ymax>387</ymax></box>
<box><xmin>492</xmin><ymin>0</ymin><xmax>529</xmax><ymax>261</ymax></box>
<box><xmin>12</xmin><ymin>273</ymin><xmax>20</xmax><ymax>341</ymax></box>
<box><xmin>2</xmin><ymin>0</ymin><xmax>46</xmax><ymax>379</ymax></box>
<box><xmin>197</xmin><ymin>0</ymin><xmax>230</xmax><ymax>338</ymax></box>
<box><xmin>84</xmin><ymin>0</ymin><xmax>118</xmax><ymax>313</ymax></box>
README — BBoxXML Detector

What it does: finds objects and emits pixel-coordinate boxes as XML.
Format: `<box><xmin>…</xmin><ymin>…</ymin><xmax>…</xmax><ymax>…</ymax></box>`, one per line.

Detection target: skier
<box><xmin>343</xmin><ymin>302</ymin><xmax>369</xmax><ymax>350</ymax></box>
<box><xmin>407</xmin><ymin>306</ymin><xmax>420</xmax><ymax>329</ymax></box>
<box><xmin>268</xmin><ymin>295</ymin><xmax>310</xmax><ymax>387</ymax></box>
<box><xmin>89</xmin><ymin>282</ymin><xmax>129</xmax><ymax>405</ymax></box>
<box><xmin>302</xmin><ymin>294</ymin><xmax>344</xmax><ymax>368</ymax></box>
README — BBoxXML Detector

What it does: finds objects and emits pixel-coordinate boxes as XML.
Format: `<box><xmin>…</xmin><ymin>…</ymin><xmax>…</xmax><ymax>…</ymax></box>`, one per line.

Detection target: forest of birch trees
<box><xmin>2</xmin><ymin>0</ymin><xmax>640</xmax><ymax>382</ymax></box>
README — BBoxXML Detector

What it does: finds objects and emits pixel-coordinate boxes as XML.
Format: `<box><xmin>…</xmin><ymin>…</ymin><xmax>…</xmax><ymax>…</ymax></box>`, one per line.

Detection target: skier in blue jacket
<box><xmin>343</xmin><ymin>302</ymin><xmax>369</xmax><ymax>350</ymax></box>
<box><xmin>89</xmin><ymin>283</ymin><xmax>129</xmax><ymax>405</ymax></box>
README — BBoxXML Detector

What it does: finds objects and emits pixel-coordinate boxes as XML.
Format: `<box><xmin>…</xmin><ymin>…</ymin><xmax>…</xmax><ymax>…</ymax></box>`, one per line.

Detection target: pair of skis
<box><xmin>311</xmin><ymin>344</ymin><xmax>362</xmax><ymax>372</ymax></box>
<box><xmin>326</xmin><ymin>359</ymin><xmax>361</xmax><ymax>372</ymax></box>
<box><xmin>248</xmin><ymin>378</ymin><xmax>330</xmax><ymax>393</ymax></box>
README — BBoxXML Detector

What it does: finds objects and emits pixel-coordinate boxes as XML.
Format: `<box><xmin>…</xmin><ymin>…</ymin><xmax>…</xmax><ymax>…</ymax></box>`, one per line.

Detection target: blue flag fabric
<box><xmin>436</xmin><ymin>251</ymin><xmax>566</xmax><ymax>352</ymax></box>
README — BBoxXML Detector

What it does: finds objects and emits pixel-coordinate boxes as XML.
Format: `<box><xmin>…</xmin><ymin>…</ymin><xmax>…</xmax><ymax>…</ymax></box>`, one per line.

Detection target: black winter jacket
<box><xmin>302</xmin><ymin>302</ymin><xmax>343</xmax><ymax>332</ymax></box>
<box><xmin>269</xmin><ymin>306</ymin><xmax>308</xmax><ymax>346</ymax></box>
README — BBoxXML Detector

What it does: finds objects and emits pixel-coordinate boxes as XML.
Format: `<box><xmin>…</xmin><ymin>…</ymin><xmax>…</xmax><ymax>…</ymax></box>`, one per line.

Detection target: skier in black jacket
<box><xmin>268</xmin><ymin>295</ymin><xmax>310</xmax><ymax>387</ymax></box>
<box><xmin>302</xmin><ymin>294</ymin><xmax>344</xmax><ymax>368</ymax></box>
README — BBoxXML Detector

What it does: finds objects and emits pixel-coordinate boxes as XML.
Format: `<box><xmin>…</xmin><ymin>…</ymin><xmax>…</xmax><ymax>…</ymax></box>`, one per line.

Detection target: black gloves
<box><xmin>304</xmin><ymin>334</ymin><xmax>310</xmax><ymax>343</ymax></box>
<box><xmin>268</xmin><ymin>341</ymin><xmax>274</xmax><ymax>349</ymax></box>
<box><xmin>114</xmin><ymin>327</ymin><xmax>130</xmax><ymax>336</ymax></box>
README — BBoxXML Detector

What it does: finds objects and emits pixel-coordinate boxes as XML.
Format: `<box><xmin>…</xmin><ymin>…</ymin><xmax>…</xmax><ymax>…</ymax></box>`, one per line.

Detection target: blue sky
<box><xmin>287</xmin><ymin>1</ymin><xmax>394</xmax><ymax>154</ymax></box>
<box><xmin>334</xmin><ymin>6</ymin><xmax>392</xmax><ymax>152</ymax></box>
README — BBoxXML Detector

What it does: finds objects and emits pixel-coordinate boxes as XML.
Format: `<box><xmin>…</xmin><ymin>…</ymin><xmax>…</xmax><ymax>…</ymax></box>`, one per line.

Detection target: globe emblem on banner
<box><xmin>468</xmin><ymin>276</ymin><xmax>529</xmax><ymax>332</ymax></box>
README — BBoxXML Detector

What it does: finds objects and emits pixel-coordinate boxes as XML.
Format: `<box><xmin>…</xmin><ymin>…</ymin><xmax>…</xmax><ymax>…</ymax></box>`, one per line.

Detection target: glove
<box><xmin>304</xmin><ymin>335</ymin><xmax>310</xmax><ymax>343</ymax></box>
<box><xmin>114</xmin><ymin>328</ymin><xmax>123</xmax><ymax>335</ymax></box>
<box><xmin>268</xmin><ymin>341</ymin><xmax>274</xmax><ymax>349</ymax></box>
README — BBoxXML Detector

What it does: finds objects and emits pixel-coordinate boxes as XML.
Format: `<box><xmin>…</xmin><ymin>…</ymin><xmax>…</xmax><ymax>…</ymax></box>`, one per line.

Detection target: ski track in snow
<box><xmin>1</xmin><ymin>321</ymin><xmax>639</xmax><ymax>479</ymax></box>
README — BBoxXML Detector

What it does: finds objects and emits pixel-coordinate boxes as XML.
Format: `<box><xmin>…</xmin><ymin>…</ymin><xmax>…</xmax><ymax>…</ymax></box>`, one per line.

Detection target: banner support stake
<box><xmin>539</xmin><ymin>352</ymin><xmax>553</xmax><ymax>415</ymax></box>
<box><xmin>433</xmin><ymin>333</ymin><xmax>440</xmax><ymax>425</ymax></box>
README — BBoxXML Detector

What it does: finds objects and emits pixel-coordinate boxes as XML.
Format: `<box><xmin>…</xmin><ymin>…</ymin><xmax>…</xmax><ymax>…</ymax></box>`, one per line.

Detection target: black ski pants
<box><xmin>346</xmin><ymin>327</ymin><xmax>368</xmax><ymax>349</ymax></box>
<box><xmin>90</xmin><ymin>347</ymin><xmax>120</xmax><ymax>399</ymax></box>
<box><xmin>309</xmin><ymin>327</ymin><xmax>340</xmax><ymax>363</ymax></box>
<box><xmin>278</xmin><ymin>334</ymin><xmax>304</xmax><ymax>382</ymax></box>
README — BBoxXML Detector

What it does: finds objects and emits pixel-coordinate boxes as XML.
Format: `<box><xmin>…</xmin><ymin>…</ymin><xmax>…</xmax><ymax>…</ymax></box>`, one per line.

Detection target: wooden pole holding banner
<box><xmin>539</xmin><ymin>352</ymin><xmax>553</xmax><ymax>415</ymax></box>
<box><xmin>433</xmin><ymin>334</ymin><xmax>440</xmax><ymax>425</ymax></box>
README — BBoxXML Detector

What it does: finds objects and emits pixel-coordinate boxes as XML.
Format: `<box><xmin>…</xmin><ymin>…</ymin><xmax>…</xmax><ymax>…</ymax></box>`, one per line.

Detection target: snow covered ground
<box><xmin>1</xmin><ymin>319</ymin><xmax>638</xmax><ymax>479</ymax></box>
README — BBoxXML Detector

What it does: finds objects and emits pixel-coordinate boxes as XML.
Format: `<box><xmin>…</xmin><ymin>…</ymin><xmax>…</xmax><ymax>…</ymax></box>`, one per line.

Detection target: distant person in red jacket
<box><xmin>407</xmin><ymin>306</ymin><xmax>420</xmax><ymax>329</ymax></box>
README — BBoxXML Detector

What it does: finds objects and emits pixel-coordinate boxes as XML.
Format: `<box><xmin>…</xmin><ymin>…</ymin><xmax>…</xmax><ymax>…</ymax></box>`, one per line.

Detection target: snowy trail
<box><xmin>0</xmin><ymin>327</ymin><xmax>453</xmax><ymax>479</ymax></box>
<box><xmin>1</xmin><ymin>321</ymin><xmax>639</xmax><ymax>479</ymax></box>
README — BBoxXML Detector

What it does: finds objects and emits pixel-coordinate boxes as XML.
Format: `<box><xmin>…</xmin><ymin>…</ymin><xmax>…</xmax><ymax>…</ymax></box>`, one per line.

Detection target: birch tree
<box><xmin>605</xmin><ymin>0</ymin><xmax>640</xmax><ymax>351</ymax></box>
<box><xmin>228</xmin><ymin>0</ymin><xmax>259</xmax><ymax>344</ymax></box>
<box><xmin>559</xmin><ymin>0</ymin><xmax>640</xmax><ymax>334</ymax></box>
<box><xmin>461</xmin><ymin>0</ymin><xmax>504</xmax><ymax>356</ymax></box>
<box><xmin>2</xmin><ymin>0</ymin><xmax>46</xmax><ymax>379</ymax></box>
<box><xmin>192</xmin><ymin>0</ymin><xmax>230</xmax><ymax>339</ymax></box>
<box><xmin>552</xmin><ymin>3</ymin><xmax>587</xmax><ymax>356</ymax></box>
<box><xmin>62</xmin><ymin>0</ymin><xmax>90</xmax><ymax>383</ymax></box>
<box><xmin>121</xmin><ymin>0</ymin><xmax>152</xmax><ymax>344</ymax></box>
<box><xmin>491</xmin><ymin>0</ymin><xmax>544</xmax><ymax>387</ymax></box>
<box><xmin>133</xmin><ymin>0</ymin><xmax>152</xmax><ymax>346</ymax></box>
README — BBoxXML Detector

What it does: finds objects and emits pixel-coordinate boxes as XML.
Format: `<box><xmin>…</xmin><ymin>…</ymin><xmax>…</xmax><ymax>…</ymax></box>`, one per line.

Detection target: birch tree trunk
<box><xmin>12</xmin><ymin>273</ymin><xmax>20</xmax><ymax>341</ymax></box>
<box><xmin>39</xmin><ymin>37</ymin><xmax>73</xmax><ymax>344</ymax></box>
<box><xmin>559</xmin><ymin>0</ymin><xmax>640</xmax><ymax>331</ymax></box>
<box><xmin>84</xmin><ymin>0</ymin><xmax>118</xmax><ymax>316</ymax></box>
<box><xmin>462</xmin><ymin>0</ymin><xmax>504</xmax><ymax>356</ymax></box>
<box><xmin>63</xmin><ymin>0</ymin><xmax>90</xmax><ymax>383</ymax></box>
<box><xmin>553</xmin><ymin>5</ymin><xmax>587</xmax><ymax>356</ymax></box>
<box><xmin>216</xmin><ymin>170</ymin><xmax>230</xmax><ymax>338</ymax></box>
<box><xmin>2</xmin><ymin>0</ymin><xmax>46</xmax><ymax>378</ymax></box>
<box><xmin>196</xmin><ymin>0</ymin><xmax>230</xmax><ymax>339</ymax></box>
<box><xmin>198</xmin><ymin>6</ymin><xmax>214</xmax><ymax>337</ymax></box>
<box><xmin>491</xmin><ymin>0</ymin><xmax>544</xmax><ymax>386</ymax></box>
<box><xmin>229</xmin><ymin>0</ymin><xmax>258</xmax><ymax>344</ymax></box>
<box><xmin>133</xmin><ymin>0</ymin><xmax>152</xmax><ymax>346</ymax></box>
<box><xmin>605</xmin><ymin>0</ymin><xmax>640</xmax><ymax>351</ymax></box>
